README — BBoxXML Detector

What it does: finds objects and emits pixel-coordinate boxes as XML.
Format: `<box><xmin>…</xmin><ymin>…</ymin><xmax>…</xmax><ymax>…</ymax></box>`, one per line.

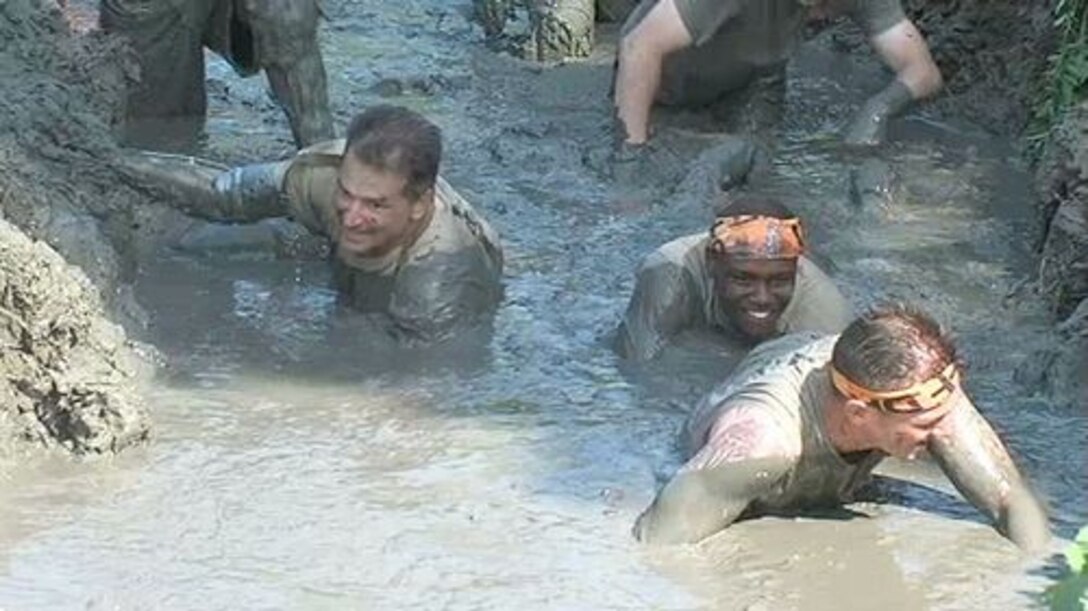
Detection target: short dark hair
<box><xmin>713</xmin><ymin>194</ymin><xmax>797</xmax><ymax>220</ymax></box>
<box><xmin>831</xmin><ymin>303</ymin><xmax>959</xmax><ymax>392</ymax></box>
<box><xmin>344</xmin><ymin>105</ymin><xmax>442</xmax><ymax>200</ymax></box>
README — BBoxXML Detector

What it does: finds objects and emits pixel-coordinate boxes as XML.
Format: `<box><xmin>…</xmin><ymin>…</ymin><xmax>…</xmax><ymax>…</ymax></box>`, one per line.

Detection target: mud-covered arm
<box><xmin>615</xmin><ymin>258</ymin><xmax>698</xmax><ymax>361</ymax></box>
<box><xmin>634</xmin><ymin>407</ymin><xmax>793</xmax><ymax>544</ymax></box>
<box><xmin>928</xmin><ymin>394</ymin><xmax>1050</xmax><ymax>553</ymax></box>
<box><xmin>614</xmin><ymin>0</ymin><xmax>694</xmax><ymax>144</ymax></box>
<box><xmin>845</xmin><ymin>0</ymin><xmax>942</xmax><ymax>145</ymax></box>
<box><xmin>116</xmin><ymin>150</ymin><xmax>293</xmax><ymax>223</ymax></box>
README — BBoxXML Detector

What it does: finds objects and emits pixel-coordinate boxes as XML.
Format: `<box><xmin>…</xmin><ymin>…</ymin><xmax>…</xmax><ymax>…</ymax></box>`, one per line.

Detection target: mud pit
<box><xmin>1</xmin><ymin>1</ymin><xmax>1086</xmax><ymax>608</ymax></box>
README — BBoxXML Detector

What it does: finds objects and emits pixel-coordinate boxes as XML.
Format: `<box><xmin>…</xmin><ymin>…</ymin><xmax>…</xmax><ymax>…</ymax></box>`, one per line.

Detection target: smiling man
<box><xmin>120</xmin><ymin>105</ymin><xmax>503</xmax><ymax>342</ymax></box>
<box><xmin>615</xmin><ymin>196</ymin><xmax>851</xmax><ymax>361</ymax></box>
<box><xmin>633</xmin><ymin>305</ymin><xmax>1051</xmax><ymax>552</ymax></box>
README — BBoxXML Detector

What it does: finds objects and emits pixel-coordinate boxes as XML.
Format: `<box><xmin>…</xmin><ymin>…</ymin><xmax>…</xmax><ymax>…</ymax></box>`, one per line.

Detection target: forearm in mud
<box><xmin>634</xmin><ymin>457</ymin><xmax>790</xmax><ymax>544</ymax></box>
<box><xmin>616</xmin><ymin>264</ymin><xmax>693</xmax><ymax>361</ymax></box>
<box><xmin>614</xmin><ymin>48</ymin><xmax>661</xmax><ymax>144</ymax></box>
<box><xmin>843</xmin><ymin>79</ymin><xmax>915</xmax><ymax>146</ymax></box>
<box><xmin>116</xmin><ymin>151</ymin><xmax>292</xmax><ymax>223</ymax></box>
<box><xmin>927</xmin><ymin>398</ymin><xmax>1051</xmax><ymax>553</ymax></box>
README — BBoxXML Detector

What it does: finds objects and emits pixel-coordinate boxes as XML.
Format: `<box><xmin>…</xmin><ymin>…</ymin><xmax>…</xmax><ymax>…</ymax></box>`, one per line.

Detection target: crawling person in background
<box><xmin>119</xmin><ymin>105</ymin><xmax>504</xmax><ymax>343</ymax></box>
<box><xmin>100</xmin><ymin>0</ymin><xmax>334</xmax><ymax>148</ymax></box>
<box><xmin>613</xmin><ymin>0</ymin><xmax>942</xmax><ymax>151</ymax></box>
<box><xmin>633</xmin><ymin>304</ymin><xmax>1051</xmax><ymax>553</ymax></box>
<box><xmin>615</xmin><ymin>195</ymin><xmax>852</xmax><ymax>361</ymax></box>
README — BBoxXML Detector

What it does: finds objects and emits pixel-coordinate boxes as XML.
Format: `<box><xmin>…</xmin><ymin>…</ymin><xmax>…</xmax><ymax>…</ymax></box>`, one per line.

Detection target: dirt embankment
<box><xmin>1025</xmin><ymin>101</ymin><xmax>1088</xmax><ymax>404</ymax></box>
<box><xmin>902</xmin><ymin>0</ymin><xmax>1054</xmax><ymax>137</ymax></box>
<box><xmin>0</xmin><ymin>0</ymin><xmax>152</xmax><ymax>461</ymax></box>
<box><xmin>0</xmin><ymin>217</ymin><xmax>150</xmax><ymax>462</ymax></box>
<box><xmin>886</xmin><ymin>0</ymin><xmax>1083</xmax><ymax>402</ymax></box>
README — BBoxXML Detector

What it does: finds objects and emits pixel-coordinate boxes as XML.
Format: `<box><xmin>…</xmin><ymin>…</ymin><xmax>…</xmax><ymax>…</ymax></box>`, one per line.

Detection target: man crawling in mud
<box><xmin>121</xmin><ymin>105</ymin><xmax>504</xmax><ymax>343</ymax></box>
<box><xmin>615</xmin><ymin>196</ymin><xmax>852</xmax><ymax>361</ymax></box>
<box><xmin>100</xmin><ymin>0</ymin><xmax>333</xmax><ymax>148</ymax></box>
<box><xmin>634</xmin><ymin>304</ymin><xmax>1051</xmax><ymax>552</ymax></box>
<box><xmin>613</xmin><ymin>0</ymin><xmax>943</xmax><ymax>150</ymax></box>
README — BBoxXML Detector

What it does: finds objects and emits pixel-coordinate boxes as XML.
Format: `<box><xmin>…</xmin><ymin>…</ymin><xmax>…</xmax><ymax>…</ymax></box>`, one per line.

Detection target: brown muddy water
<box><xmin>1</xmin><ymin>2</ymin><xmax>1086</xmax><ymax>609</ymax></box>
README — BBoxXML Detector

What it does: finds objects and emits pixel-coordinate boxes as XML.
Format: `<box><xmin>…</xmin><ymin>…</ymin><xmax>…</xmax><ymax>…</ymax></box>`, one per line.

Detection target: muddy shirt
<box><xmin>615</xmin><ymin>233</ymin><xmax>852</xmax><ymax>361</ymax></box>
<box><xmin>282</xmin><ymin>140</ymin><xmax>504</xmax><ymax>342</ymax></box>
<box><xmin>621</xmin><ymin>0</ymin><xmax>906</xmax><ymax>104</ymax></box>
<box><xmin>682</xmin><ymin>332</ymin><xmax>883</xmax><ymax>510</ymax></box>
<box><xmin>673</xmin><ymin>0</ymin><xmax>907</xmax><ymax>52</ymax></box>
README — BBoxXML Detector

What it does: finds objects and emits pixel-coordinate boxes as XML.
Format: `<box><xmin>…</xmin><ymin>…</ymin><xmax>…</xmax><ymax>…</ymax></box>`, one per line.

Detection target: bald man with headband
<box><xmin>613</xmin><ymin>0</ymin><xmax>942</xmax><ymax>150</ymax></box>
<box><xmin>615</xmin><ymin>196</ymin><xmax>852</xmax><ymax>361</ymax></box>
<box><xmin>633</xmin><ymin>304</ymin><xmax>1051</xmax><ymax>552</ymax></box>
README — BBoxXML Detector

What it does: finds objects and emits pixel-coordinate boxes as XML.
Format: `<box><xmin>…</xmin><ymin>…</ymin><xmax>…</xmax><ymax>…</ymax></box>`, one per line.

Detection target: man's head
<box><xmin>829</xmin><ymin>304</ymin><xmax>962</xmax><ymax>459</ymax></box>
<box><xmin>335</xmin><ymin>105</ymin><xmax>442</xmax><ymax>260</ymax></box>
<box><xmin>706</xmin><ymin>196</ymin><xmax>805</xmax><ymax>342</ymax></box>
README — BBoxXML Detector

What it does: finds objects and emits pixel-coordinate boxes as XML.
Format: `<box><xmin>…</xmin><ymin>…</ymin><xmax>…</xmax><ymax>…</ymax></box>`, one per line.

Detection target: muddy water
<box><xmin>1</xmin><ymin>2</ymin><xmax>1086</xmax><ymax>609</ymax></box>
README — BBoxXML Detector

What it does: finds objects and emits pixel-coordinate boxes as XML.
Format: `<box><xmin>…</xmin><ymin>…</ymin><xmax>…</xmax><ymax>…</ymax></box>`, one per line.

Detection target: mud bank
<box><xmin>0</xmin><ymin>217</ymin><xmax>149</xmax><ymax>465</ymax></box>
<box><xmin>1025</xmin><ymin>99</ymin><xmax>1088</xmax><ymax>404</ymax></box>
<box><xmin>819</xmin><ymin>0</ymin><xmax>1053</xmax><ymax>138</ymax></box>
<box><xmin>0</xmin><ymin>0</ymin><xmax>152</xmax><ymax>460</ymax></box>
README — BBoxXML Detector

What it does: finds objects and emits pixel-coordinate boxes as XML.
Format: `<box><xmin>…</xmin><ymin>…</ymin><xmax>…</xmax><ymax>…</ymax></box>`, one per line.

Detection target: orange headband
<box><xmin>830</xmin><ymin>361</ymin><xmax>959</xmax><ymax>413</ymax></box>
<box><xmin>708</xmin><ymin>215</ymin><xmax>806</xmax><ymax>259</ymax></box>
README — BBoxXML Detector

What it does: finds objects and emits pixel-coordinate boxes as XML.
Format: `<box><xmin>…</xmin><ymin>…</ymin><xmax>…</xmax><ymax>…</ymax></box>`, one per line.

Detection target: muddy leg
<box><xmin>265</xmin><ymin>53</ymin><xmax>335</xmax><ymax>148</ymax></box>
<box><xmin>241</xmin><ymin>0</ymin><xmax>334</xmax><ymax>147</ymax></box>
<box><xmin>526</xmin><ymin>0</ymin><xmax>595</xmax><ymax>61</ymax></box>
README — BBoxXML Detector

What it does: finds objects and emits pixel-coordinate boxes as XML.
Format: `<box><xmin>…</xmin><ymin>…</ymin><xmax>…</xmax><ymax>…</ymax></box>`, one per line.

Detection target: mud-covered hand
<box><xmin>610</xmin><ymin>140</ymin><xmax>654</xmax><ymax>185</ymax></box>
<box><xmin>927</xmin><ymin>391</ymin><xmax>1052</xmax><ymax>554</ymax></box>
<box><xmin>843</xmin><ymin>80</ymin><xmax>915</xmax><ymax>147</ymax></box>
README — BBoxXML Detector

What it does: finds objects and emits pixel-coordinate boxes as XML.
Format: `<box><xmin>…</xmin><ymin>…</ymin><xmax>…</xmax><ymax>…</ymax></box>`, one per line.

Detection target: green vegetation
<box><xmin>1047</xmin><ymin>526</ymin><xmax>1088</xmax><ymax>611</ymax></box>
<box><xmin>1029</xmin><ymin>0</ymin><xmax>1088</xmax><ymax>154</ymax></box>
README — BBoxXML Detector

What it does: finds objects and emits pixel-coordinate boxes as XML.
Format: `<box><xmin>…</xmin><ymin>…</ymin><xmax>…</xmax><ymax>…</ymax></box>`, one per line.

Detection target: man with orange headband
<box><xmin>615</xmin><ymin>196</ymin><xmax>851</xmax><ymax>361</ymax></box>
<box><xmin>633</xmin><ymin>304</ymin><xmax>1051</xmax><ymax>552</ymax></box>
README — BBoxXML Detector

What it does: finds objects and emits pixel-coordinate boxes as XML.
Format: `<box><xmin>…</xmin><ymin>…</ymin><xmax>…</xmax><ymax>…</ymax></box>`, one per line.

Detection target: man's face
<box><xmin>334</xmin><ymin>155</ymin><xmax>430</xmax><ymax>259</ymax></box>
<box><xmin>861</xmin><ymin>389</ymin><xmax>960</xmax><ymax>459</ymax></box>
<box><xmin>711</xmin><ymin>256</ymin><xmax>798</xmax><ymax>341</ymax></box>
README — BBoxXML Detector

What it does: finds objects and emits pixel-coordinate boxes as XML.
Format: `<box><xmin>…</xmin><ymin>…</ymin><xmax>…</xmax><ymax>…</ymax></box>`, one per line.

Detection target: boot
<box><xmin>526</xmin><ymin>0</ymin><xmax>594</xmax><ymax>61</ymax></box>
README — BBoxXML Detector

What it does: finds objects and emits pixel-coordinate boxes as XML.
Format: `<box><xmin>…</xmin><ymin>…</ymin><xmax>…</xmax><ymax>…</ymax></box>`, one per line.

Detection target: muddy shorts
<box><xmin>100</xmin><ymin>0</ymin><xmax>227</xmax><ymax>117</ymax></box>
<box><xmin>100</xmin><ymin>0</ymin><xmax>320</xmax><ymax>118</ymax></box>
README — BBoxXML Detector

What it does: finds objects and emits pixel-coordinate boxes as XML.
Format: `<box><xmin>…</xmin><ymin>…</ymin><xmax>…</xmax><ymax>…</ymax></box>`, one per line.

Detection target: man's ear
<box><xmin>410</xmin><ymin>187</ymin><xmax>435</xmax><ymax>221</ymax></box>
<box><xmin>844</xmin><ymin>399</ymin><xmax>873</xmax><ymax>425</ymax></box>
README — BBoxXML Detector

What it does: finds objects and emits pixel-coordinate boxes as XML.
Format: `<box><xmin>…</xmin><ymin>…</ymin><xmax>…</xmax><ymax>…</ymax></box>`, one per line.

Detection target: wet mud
<box><xmin>0</xmin><ymin>0</ymin><xmax>153</xmax><ymax>461</ymax></box>
<box><xmin>0</xmin><ymin>217</ymin><xmax>150</xmax><ymax>467</ymax></box>
<box><xmin>0</xmin><ymin>0</ymin><xmax>1084</xmax><ymax>609</ymax></box>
